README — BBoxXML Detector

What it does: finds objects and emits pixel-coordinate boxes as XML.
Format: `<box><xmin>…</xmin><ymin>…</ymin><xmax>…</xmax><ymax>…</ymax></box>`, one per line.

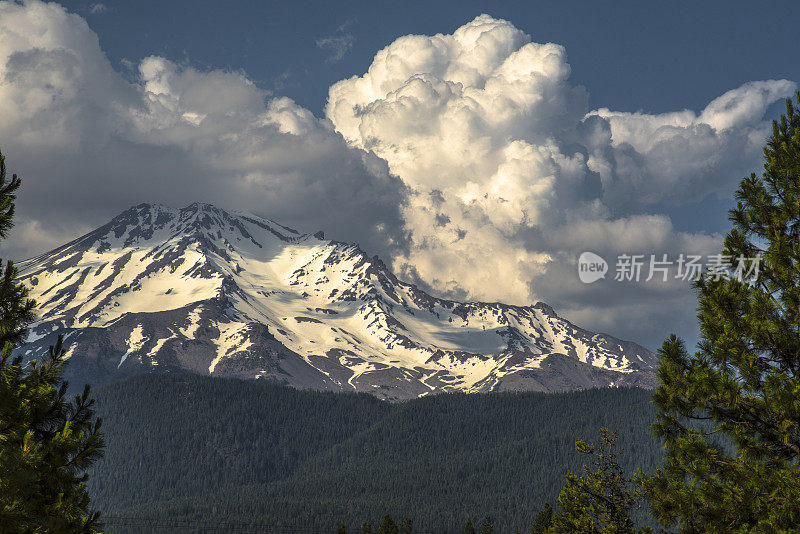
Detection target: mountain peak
<box><xmin>17</xmin><ymin>203</ymin><xmax>657</xmax><ymax>400</ymax></box>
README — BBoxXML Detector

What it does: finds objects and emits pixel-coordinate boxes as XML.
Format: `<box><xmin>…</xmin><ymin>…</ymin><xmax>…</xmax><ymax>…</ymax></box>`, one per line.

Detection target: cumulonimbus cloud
<box><xmin>325</xmin><ymin>14</ymin><xmax>794</xmax><ymax>346</ymax></box>
<box><xmin>0</xmin><ymin>5</ymin><xmax>794</xmax><ymax>348</ymax></box>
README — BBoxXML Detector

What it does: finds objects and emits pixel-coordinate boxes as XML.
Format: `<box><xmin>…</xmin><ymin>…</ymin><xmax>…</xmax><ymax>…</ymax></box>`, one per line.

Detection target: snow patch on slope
<box><xmin>120</xmin><ymin>324</ymin><xmax>147</xmax><ymax>368</ymax></box>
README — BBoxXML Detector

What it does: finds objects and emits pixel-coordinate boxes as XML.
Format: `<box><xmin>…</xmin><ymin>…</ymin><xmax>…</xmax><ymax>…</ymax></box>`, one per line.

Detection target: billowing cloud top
<box><xmin>324</xmin><ymin>14</ymin><xmax>794</xmax><ymax>345</ymax></box>
<box><xmin>0</xmin><ymin>5</ymin><xmax>794</xmax><ymax>347</ymax></box>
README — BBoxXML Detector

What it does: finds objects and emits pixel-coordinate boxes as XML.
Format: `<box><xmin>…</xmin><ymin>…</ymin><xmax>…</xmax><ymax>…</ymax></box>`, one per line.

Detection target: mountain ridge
<box><xmin>17</xmin><ymin>202</ymin><xmax>658</xmax><ymax>400</ymax></box>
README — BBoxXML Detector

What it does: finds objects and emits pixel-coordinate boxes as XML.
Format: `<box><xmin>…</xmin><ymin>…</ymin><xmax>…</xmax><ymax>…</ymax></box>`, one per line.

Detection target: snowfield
<box><xmin>18</xmin><ymin>203</ymin><xmax>657</xmax><ymax>400</ymax></box>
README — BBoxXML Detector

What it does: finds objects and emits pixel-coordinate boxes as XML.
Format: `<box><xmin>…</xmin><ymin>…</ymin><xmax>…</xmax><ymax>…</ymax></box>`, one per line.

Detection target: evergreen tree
<box><xmin>362</xmin><ymin>521</ymin><xmax>373</xmax><ymax>534</ymax></box>
<box><xmin>0</xmin><ymin>149</ymin><xmax>104</xmax><ymax>532</ymax></box>
<box><xmin>337</xmin><ymin>520</ymin><xmax>348</xmax><ymax>534</ymax></box>
<box><xmin>400</xmin><ymin>517</ymin><xmax>413</xmax><ymax>534</ymax></box>
<box><xmin>463</xmin><ymin>518</ymin><xmax>476</xmax><ymax>534</ymax></box>
<box><xmin>479</xmin><ymin>515</ymin><xmax>493</xmax><ymax>534</ymax></box>
<box><xmin>80</xmin><ymin>374</ymin><xmax>660</xmax><ymax>532</ymax></box>
<box><xmin>531</xmin><ymin>503</ymin><xmax>553</xmax><ymax>534</ymax></box>
<box><xmin>645</xmin><ymin>94</ymin><xmax>800</xmax><ymax>531</ymax></box>
<box><xmin>377</xmin><ymin>515</ymin><xmax>398</xmax><ymax>534</ymax></box>
<box><xmin>549</xmin><ymin>428</ymin><xmax>644</xmax><ymax>533</ymax></box>
<box><xmin>0</xmin><ymin>150</ymin><xmax>34</xmax><ymax>347</ymax></box>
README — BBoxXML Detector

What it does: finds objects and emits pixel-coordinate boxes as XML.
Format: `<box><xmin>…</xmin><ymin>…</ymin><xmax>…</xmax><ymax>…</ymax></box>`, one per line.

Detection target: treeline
<box><xmin>89</xmin><ymin>373</ymin><xmax>661</xmax><ymax>533</ymax></box>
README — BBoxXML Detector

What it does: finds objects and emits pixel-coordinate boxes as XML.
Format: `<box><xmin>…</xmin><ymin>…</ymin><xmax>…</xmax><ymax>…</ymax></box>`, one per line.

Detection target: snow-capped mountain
<box><xmin>17</xmin><ymin>203</ymin><xmax>657</xmax><ymax>400</ymax></box>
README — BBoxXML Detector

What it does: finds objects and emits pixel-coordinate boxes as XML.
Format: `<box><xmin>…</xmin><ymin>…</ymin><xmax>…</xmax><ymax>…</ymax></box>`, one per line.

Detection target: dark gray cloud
<box><xmin>0</xmin><ymin>2</ymin><xmax>406</xmax><ymax>263</ymax></box>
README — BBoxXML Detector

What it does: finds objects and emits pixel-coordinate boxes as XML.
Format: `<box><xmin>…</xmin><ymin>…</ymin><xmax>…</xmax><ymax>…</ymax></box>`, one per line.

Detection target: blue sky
<box><xmin>2</xmin><ymin>0</ymin><xmax>798</xmax><ymax>349</ymax></box>
<box><xmin>65</xmin><ymin>0</ymin><xmax>800</xmax><ymax>116</ymax></box>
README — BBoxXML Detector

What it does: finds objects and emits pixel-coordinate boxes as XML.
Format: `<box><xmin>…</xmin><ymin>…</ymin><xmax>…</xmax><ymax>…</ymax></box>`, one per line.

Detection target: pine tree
<box><xmin>0</xmin><ymin>149</ymin><xmax>104</xmax><ymax>532</ymax></box>
<box><xmin>337</xmin><ymin>520</ymin><xmax>348</xmax><ymax>534</ymax></box>
<box><xmin>377</xmin><ymin>515</ymin><xmax>398</xmax><ymax>534</ymax></box>
<box><xmin>400</xmin><ymin>517</ymin><xmax>413</xmax><ymax>534</ymax></box>
<box><xmin>362</xmin><ymin>521</ymin><xmax>373</xmax><ymax>534</ymax></box>
<box><xmin>463</xmin><ymin>518</ymin><xmax>476</xmax><ymax>534</ymax></box>
<box><xmin>531</xmin><ymin>503</ymin><xmax>553</xmax><ymax>533</ymax></box>
<box><xmin>548</xmin><ymin>428</ymin><xmax>645</xmax><ymax>533</ymax></box>
<box><xmin>479</xmin><ymin>515</ymin><xmax>493</xmax><ymax>534</ymax></box>
<box><xmin>0</xmin><ymin>150</ymin><xmax>34</xmax><ymax>346</ymax></box>
<box><xmin>645</xmin><ymin>93</ymin><xmax>800</xmax><ymax>531</ymax></box>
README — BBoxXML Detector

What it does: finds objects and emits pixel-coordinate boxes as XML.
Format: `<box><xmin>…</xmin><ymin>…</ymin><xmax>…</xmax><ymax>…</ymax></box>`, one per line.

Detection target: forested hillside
<box><xmin>89</xmin><ymin>374</ymin><xmax>662</xmax><ymax>533</ymax></box>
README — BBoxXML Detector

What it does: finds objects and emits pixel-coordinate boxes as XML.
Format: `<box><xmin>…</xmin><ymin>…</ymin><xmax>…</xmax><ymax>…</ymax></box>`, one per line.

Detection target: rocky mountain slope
<box><xmin>17</xmin><ymin>203</ymin><xmax>657</xmax><ymax>399</ymax></box>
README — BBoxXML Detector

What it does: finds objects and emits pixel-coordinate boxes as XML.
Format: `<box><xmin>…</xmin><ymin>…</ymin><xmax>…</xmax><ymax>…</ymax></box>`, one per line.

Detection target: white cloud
<box><xmin>316</xmin><ymin>19</ymin><xmax>357</xmax><ymax>63</ymax></box>
<box><xmin>316</xmin><ymin>34</ymin><xmax>355</xmax><ymax>62</ymax></box>
<box><xmin>592</xmin><ymin>80</ymin><xmax>796</xmax><ymax>208</ymax></box>
<box><xmin>326</xmin><ymin>14</ymin><xmax>794</xmax><ymax>346</ymax></box>
<box><xmin>0</xmin><ymin>1</ymin><xmax>406</xmax><ymax>264</ymax></box>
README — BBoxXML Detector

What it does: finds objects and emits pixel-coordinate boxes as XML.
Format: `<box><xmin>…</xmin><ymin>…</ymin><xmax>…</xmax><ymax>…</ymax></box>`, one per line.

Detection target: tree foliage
<box><xmin>548</xmin><ymin>428</ymin><xmax>647</xmax><ymax>533</ymax></box>
<box><xmin>646</xmin><ymin>94</ymin><xmax>800</xmax><ymax>531</ymax></box>
<box><xmin>88</xmin><ymin>374</ymin><xmax>661</xmax><ymax>532</ymax></box>
<box><xmin>0</xmin><ymin>148</ymin><xmax>104</xmax><ymax>532</ymax></box>
<box><xmin>0</xmin><ymin>150</ymin><xmax>34</xmax><ymax>347</ymax></box>
<box><xmin>377</xmin><ymin>514</ymin><xmax>399</xmax><ymax>534</ymax></box>
<box><xmin>531</xmin><ymin>503</ymin><xmax>553</xmax><ymax>534</ymax></box>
